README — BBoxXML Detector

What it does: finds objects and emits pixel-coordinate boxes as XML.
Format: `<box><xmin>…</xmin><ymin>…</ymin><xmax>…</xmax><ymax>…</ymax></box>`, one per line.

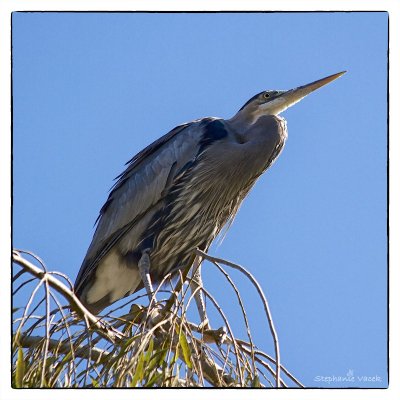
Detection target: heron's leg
<box><xmin>138</xmin><ymin>249</ymin><xmax>155</xmax><ymax>302</ymax></box>
<box><xmin>189</xmin><ymin>256</ymin><xmax>210</xmax><ymax>330</ymax></box>
<box><xmin>191</xmin><ymin>251</ymin><xmax>227</xmax><ymax>344</ymax></box>
<box><xmin>137</xmin><ymin>250</ymin><xmax>165</xmax><ymax>329</ymax></box>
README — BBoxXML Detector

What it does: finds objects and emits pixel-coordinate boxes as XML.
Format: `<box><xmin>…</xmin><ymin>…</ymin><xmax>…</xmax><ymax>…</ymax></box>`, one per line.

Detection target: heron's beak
<box><xmin>266</xmin><ymin>71</ymin><xmax>346</xmax><ymax>115</ymax></box>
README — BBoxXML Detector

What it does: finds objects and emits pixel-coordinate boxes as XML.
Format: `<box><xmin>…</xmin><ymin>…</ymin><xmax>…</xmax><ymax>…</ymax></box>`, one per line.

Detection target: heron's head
<box><xmin>233</xmin><ymin>71</ymin><xmax>346</xmax><ymax>125</ymax></box>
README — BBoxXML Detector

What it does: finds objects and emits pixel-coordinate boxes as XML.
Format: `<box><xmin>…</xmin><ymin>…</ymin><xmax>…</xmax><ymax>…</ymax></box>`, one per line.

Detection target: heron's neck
<box><xmin>226</xmin><ymin>109</ymin><xmax>257</xmax><ymax>133</ymax></box>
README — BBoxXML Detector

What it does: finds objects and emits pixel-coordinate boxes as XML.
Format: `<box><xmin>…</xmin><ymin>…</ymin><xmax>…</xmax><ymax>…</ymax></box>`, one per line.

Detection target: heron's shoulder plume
<box><xmin>96</xmin><ymin>116</ymin><xmax>226</xmax><ymax>224</ymax></box>
<box><xmin>114</xmin><ymin>123</ymin><xmax>193</xmax><ymax>192</ymax></box>
<box><xmin>92</xmin><ymin>121</ymin><xmax>194</xmax><ymax>227</ymax></box>
<box><xmin>197</xmin><ymin>118</ymin><xmax>228</xmax><ymax>155</ymax></box>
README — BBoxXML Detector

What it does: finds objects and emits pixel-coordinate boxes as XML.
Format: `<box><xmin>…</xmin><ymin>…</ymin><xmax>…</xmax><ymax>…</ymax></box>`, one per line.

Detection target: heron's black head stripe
<box><xmin>238</xmin><ymin>91</ymin><xmax>264</xmax><ymax>111</ymax></box>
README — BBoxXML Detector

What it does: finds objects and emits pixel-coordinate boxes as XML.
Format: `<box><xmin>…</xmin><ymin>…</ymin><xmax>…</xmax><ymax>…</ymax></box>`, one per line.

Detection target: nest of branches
<box><xmin>12</xmin><ymin>249</ymin><xmax>303</xmax><ymax>388</ymax></box>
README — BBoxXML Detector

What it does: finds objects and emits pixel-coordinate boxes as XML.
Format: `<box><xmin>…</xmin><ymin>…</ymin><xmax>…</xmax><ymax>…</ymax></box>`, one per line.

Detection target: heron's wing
<box><xmin>75</xmin><ymin>118</ymin><xmax>216</xmax><ymax>290</ymax></box>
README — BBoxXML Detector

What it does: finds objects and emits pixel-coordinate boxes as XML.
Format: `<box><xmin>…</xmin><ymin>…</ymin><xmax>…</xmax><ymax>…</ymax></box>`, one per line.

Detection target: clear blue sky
<box><xmin>12</xmin><ymin>12</ymin><xmax>388</xmax><ymax>387</ymax></box>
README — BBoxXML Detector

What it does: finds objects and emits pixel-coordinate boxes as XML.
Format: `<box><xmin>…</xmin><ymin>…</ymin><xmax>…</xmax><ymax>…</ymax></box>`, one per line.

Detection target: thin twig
<box><xmin>12</xmin><ymin>251</ymin><xmax>124</xmax><ymax>343</ymax></box>
<box><xmin>13</xmin><ymin>249</ymin><xmax>302</xmax><ymax>388</ymax></box>
<box><xmin>200</xmin><ymin>286</ymin><xmax>244</xmax><ymax>385</ymax></box>
<box><xmin>211</xmin><ymin>261</ymin><xmax>257</xmax><ymax>374</ymax></box>
<box><xmin>40</xmin><ymin>277</ymin><xmax>51</xmax><ymax>387</ymax></box>
<box><xmin>16</xmin><ymin>334</ymin><xmax>110</xmax><ymax>364</ymax></box>
<box><xmin>195</xmin><ymin>248</ymin><xmax>281</xmax><ymax>388</ymax></box>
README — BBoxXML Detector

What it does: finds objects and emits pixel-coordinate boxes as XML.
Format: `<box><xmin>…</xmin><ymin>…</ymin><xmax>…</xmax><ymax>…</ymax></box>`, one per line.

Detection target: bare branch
<box><xmin>16</xmin><ymin>334</ymin><xmax>110</xmax><ymax>364</ymax></box>
<box><xmin>195</xmin><ymin>248</ymin><xmax>281</xmax><ymax>387</ymax></box>
<box><xmin>13</xmin><ymin>250</ymin><xmax>124</xmax><ymax>343</ymax></box>
<box><xmin>12</xmin><ymin>249</ymin><xmax>301</xmax><ymax>388</ymax></box>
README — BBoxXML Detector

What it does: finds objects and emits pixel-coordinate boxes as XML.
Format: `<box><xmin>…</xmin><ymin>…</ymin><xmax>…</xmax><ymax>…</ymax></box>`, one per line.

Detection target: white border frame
<box><xmin>1</xmin><ymin>1</ymin><xmax>398</xmax><ymax>399</ymax></box>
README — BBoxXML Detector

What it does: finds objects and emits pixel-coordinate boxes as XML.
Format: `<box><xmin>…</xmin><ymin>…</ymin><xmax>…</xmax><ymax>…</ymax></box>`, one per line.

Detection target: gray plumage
<box><xmin>74</xmin><ymin>72</ymin><xmax>345</xmax><ymax>314</ymax></box>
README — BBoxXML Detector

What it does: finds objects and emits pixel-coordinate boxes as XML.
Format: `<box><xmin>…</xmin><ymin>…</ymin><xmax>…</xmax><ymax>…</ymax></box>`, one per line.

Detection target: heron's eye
<box><xmin>263</xmin><ymin>93</ymin><xmax>270</xmax><ymax>99</ymax></box>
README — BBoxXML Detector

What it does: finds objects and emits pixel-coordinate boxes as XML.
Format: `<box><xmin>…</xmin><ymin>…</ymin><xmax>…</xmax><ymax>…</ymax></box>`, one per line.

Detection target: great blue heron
<box><xmin>74</xmin><ymin>71</ymin><xmax>345</xmax><ymax>315</ymax></box>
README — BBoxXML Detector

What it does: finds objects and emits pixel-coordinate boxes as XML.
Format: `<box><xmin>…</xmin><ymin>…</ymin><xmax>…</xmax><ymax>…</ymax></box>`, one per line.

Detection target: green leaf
<box><xmin>145</xmin><ymin>371</ymin><xmax>162</xmax><ymax>387</ymax></box>
<box><xmin>251</xmin><ymin>374</ymin><xmax>261</xmax><ymax>388</ymax></box>
<box><xmin>51</xmin><ymin>351</ymin><xmax>73</xmax><ymax>385</ymax></box>
<box><xmin>120</xmin><ymin>334</ymin><xmax>141</xmax><ymax>352</ymax></box>
<box><xmin>15</xmin><ymin>347</ymin><xmax>25</xmax><ymax>388</ymax></box>
<box><xmin>131</xmin><ymin>352</ymin><xmax>145</xmax><ymax>387</ymax></box>
<box><xmin>147</xmin><ymin>348</ymin><xmax>168</xmax><ymax>372</ymax></box>
<box><xmin>178</xmin><ymin>331</ymin><xmax>192</xmax><ymax>369</ymax></box>
<box><xmin>173</xmin><ymin>345</ymin><xmax>180</xmax><ymax>363</ymax></box>
<box><xmin>144</xmin><ymin>338</ymin><xmax>154</xmax><ymax>364</ymax></box>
